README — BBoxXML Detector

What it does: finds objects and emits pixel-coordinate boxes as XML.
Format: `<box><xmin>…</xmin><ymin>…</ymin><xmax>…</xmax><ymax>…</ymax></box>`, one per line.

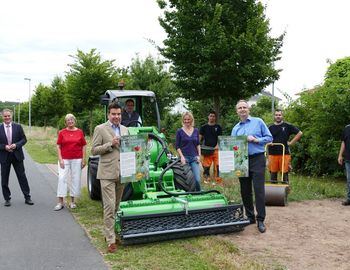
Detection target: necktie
<box><xmin>6</xmin><ymin>125</ymin><xmax>12</xmax><ymax>145</ymax></box>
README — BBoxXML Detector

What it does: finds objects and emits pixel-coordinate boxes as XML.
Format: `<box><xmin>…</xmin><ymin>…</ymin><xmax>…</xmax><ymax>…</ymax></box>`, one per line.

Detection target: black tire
<box><xmin>122</xmin><ymin>183</ymin><xmax>133</xmax><ymax>201</ymax></box>
<box><xmin>172</xmin><ymin>162</ymin><xmax>196</xmax><ymax>192</ymax></box>
<box><xmin>88</xmin><ymin>157</ymin><xmax>133</xmax><ymax>201</ymax></box>
<box><xmin>87</xmin><ymin>158</ymin><xmax>101</xmax><ymax>200</ymax></box>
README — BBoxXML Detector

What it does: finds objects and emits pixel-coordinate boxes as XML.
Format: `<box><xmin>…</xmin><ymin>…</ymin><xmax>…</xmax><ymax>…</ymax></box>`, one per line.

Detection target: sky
<box><xmin>0</xmin><ymin>0</ymin><xmax>166</xmax><ymax>102</ymax></box>
<box><xmin>1</xmin><ymin>0</ymin><xmax>350</xmax><ymax>103</ymax></box>
<box><xmin>262</xmin><ymin>0</ymin><xmax>350</xmax><ymax>99</ymax></box>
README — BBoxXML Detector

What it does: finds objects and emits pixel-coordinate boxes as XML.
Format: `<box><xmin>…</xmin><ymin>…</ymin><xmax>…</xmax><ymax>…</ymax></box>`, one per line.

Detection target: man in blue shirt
<box><xmin>231</xmin><ymin>100</ymin><xmax>272</xmax><ymax>233</ymax></box>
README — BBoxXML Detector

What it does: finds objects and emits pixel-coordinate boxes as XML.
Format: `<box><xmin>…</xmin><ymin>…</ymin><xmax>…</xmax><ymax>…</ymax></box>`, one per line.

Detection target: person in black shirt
<box><xmin>268</xmin><ymin>110</ymin><xmax>302</xmax><ymax>184</ymax></box>
<box><xmin>338</xmin><ymin>124</ymin><xmax>350</xmax><ymax>206</ymax></box>
<box><xmin>199</xmin><ymin>111</ymin><xmax>222</xmax><ymax>185</ymax></box>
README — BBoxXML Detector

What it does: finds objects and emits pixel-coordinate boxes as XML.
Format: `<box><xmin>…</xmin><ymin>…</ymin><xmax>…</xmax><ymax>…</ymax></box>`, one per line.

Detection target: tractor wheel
<box><xmin>87</xmin><ymin>158</ymin><xmax>101</xmax><ymax>200</ymax></box>
<box><xmin>88</xmin><ymin>158</ymin><xmax>134</xmax><ymax>201</ymax></box>
<box><xmin>122</xmin><ymin>183</ymin><xmax>133</xmax><ymax>201</ymax></box>
<box><xmin>172</xmin><ymin>162</ymin><xmax>196</xmax><ymax>192</ymax></box>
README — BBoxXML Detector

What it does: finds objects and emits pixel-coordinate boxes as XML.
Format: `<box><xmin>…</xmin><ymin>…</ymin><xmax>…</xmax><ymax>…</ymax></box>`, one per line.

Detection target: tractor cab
<box><xmin>100</xmin><ymin>90</ymin><xmax>161</xmax><ymax>130</ymax></box>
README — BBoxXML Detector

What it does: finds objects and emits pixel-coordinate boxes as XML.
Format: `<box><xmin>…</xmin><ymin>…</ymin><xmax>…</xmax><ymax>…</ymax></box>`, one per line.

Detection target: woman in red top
<box><xmin>54</xmin><ymin>114</ymin><xmax>86</xmax><ymax>211</ymax></box>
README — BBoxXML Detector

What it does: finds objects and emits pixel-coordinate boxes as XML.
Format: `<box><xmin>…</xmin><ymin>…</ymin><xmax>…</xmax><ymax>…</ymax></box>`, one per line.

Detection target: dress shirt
<box><xmin>109</xmin><ymin>121</ymin><xmax>121</xmax><ymax>136</ymax></box>
<box><xmin>231</xmin><ymin>116</ymin><xmax>272</xmax><ymax>155</ymax></box>
<box><xmin>4</xmin><ymin>123</ymin><xmax>12</xmax><ymax>145</ymax></box>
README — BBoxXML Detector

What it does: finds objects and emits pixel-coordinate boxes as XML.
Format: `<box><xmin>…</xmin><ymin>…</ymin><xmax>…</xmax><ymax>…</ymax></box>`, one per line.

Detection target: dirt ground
<box><xmin>226</xmin><ymin>199</ymin><xmax>350</xmax><ymax>270</ymax></box>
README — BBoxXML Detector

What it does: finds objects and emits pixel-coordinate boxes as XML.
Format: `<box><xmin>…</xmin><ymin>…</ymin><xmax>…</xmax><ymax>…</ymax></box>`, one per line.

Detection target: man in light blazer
<box><xmin>0</xmin><ymin>109</ymin><xmax>34</xmax><ymax>206</ymax></box>
<box><xmin>91</xmin><ymin>102</ymin><xmax>128</xmax><ymax>253</ymax></box>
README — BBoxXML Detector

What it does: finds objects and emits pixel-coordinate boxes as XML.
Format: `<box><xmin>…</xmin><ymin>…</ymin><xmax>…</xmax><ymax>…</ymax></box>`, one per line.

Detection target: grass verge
<box><xmin>206</xmin><ymin>173</ymin><xmax>346</xmax><ymax>203</ymax></box>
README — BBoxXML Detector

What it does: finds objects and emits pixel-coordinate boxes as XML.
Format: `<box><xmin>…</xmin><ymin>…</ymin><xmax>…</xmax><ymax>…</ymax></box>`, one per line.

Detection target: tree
<box><xmin>65</xmin><ymin>49</ymin><xmax>121</xmax><ymax>135</ymax></box>
<box><xmin>31</xmin><ymin>83</ymin><xmax>55</xmax><ymax>127</ymax></box>
<box><xmin>157</xmin><ymin>0</ymin><xmax>283</xmax><ymax>116</ymax></box>
<box><xmin>250</xmin><ymin>96</ymin><xmax>279</xmax><ymax>124</ymax></box>
<box><xmin>285</xmin><ymin>57</ymin><xmax>350</xmax><ymax>176</ymax></box>
<box><xmin>51</xmin><ymin>76</ymin><xmax>70</xmax><ymax>116</ymax></box>
<box><xmin>128</xmin><ymin>55</ymin><xmax>178</xmax><ymax>114</ymax></box>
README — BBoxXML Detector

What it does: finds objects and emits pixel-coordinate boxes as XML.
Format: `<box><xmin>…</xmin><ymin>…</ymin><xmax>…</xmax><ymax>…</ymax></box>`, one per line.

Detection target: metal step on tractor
<box><xmin>87</xmin><ymin>90</ymin><xmax>249</xmax><ymax>245</ymax></box>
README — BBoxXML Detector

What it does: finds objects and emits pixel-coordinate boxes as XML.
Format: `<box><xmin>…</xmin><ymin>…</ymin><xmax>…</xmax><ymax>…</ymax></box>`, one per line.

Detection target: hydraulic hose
<box><xmin>158</xmin><ymin>158</ymin><xmax>220</xmax><ymax>196</ymax></box>
<box><xmin>148</xmin><ymin>133</ymin><xmax>169</xmax><ymax>171</ymax></box>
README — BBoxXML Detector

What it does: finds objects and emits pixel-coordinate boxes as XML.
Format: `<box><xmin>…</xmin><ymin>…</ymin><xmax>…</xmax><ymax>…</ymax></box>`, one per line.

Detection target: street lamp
<box><xmin>17</xmin><ymin>99</ymin><xmax>21</xmax><ymax>124</ymax></box>
<box><xmin>24</xmin><ymin>78</ymin><xmax>31</xmax><ymax>133</ymax></box>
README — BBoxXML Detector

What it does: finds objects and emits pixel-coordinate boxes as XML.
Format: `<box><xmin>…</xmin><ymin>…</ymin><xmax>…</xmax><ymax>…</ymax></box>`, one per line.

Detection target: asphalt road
<box><xmin>0</xmin><ymin>151</ymin><xmax>108</xmax><ymax>270</ymax></box>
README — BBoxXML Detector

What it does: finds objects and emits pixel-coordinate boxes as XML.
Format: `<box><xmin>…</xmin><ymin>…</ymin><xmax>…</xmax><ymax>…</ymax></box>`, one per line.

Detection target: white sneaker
<box><xmin>54</xmin><ymin>203</ymin><xmax>64</xmax><ymax>211</ymax></box>
<box><xmin>70</xmin><ymin>202</ymin><xmax>77</xmax><ymax>209</ymax></box>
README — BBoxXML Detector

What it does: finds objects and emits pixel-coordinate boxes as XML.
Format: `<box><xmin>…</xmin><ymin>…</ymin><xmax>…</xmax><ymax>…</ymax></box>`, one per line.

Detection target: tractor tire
<box><xmin>172</xmin><ymin>162</ymin><xmax>196</xmax><ymax>192</ymax></box>
<box><xmin>87</xmin><ymin>158</ymin><xmax>134</xmax><ymax>201</ymax></box>
<box><xmin>122</xmin><ymin>183</ymin><xmax>133</xmax><ymax>201</ymax></box>
<box><xmin>87</xmin><ymin>158</ymin><xmax>101</xmax><ymax>200</ymax></box>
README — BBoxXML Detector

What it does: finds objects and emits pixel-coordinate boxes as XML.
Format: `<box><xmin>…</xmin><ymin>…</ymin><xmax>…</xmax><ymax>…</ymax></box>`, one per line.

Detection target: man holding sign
<box><xmin>91</xmin><ymin>102</ymin><xmax>128</xmax><ymax>253</ymax></box>
<box><xmin>231</xmin><ymin>100</ymin><xmax>272</xmax><ymax>233</ymax></box>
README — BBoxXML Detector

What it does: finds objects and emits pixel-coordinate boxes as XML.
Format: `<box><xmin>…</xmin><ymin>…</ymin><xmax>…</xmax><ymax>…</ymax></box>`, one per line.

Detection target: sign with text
<box><xmin>218</xmin><ymin>136</ymin><xmax>248</xmax><ymax>178</ymax></box>
<box><xmin>120</xmin><ymin>134</ymin><xmax>149</xmax><ymax>183</ymax></box>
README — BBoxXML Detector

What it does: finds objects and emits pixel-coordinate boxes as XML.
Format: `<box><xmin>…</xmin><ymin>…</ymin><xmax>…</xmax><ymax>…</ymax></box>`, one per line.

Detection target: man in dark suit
<box><xmin>0</xmin><ymin>109</ymin><xmax>34</xmax><ymax>206</ymax></box>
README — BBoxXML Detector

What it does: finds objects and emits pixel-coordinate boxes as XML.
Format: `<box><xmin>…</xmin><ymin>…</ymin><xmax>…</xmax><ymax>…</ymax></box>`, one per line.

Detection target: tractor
<box><xmin>87</xmin><ymin>90</ymin><xmax>249</xmax><ymax>244</ymax></box>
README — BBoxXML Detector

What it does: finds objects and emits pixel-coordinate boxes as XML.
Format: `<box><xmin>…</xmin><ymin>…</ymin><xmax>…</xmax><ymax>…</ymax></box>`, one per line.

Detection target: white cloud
<box><xmin>0</xmin><ymin>0</ymin><xmax>165</xmax><ymax>102</ymax></box>
<box><xmin>262</xmin><ymin>0</ymin><xmax>350</xmax><ymax>99</ymax></box>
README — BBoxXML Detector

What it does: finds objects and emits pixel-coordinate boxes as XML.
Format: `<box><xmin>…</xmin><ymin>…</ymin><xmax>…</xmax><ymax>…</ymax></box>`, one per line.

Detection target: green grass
<box><xmin>209</xmin><ymin>173</ymin><xmax>346</xmax><ymax>203</ymax></box>
<box><xmin>288</xmin><ymin>174</ymin><xmax>346</xmax><ymax>201</ymax></box>
<box><xmin>24</xmin><ymin>126</ymin><xmax>58</xmax><ymax>163</ymax></box>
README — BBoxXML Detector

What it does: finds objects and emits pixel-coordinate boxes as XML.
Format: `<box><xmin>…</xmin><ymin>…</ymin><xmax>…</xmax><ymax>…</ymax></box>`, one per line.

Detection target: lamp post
<box><xmin>17</xmin><ymin>99</ymin><xmax>21</xmax><ymax>124</ymax></box>
<box><xmin>13</xmin><ymin>105</ymin><xmax>16</xmax><ymax>122</ymax></box>
<box><xmin>24</xmin><ymin>78</ymin><xmax>31</xmax><ymax>133</ymax></box>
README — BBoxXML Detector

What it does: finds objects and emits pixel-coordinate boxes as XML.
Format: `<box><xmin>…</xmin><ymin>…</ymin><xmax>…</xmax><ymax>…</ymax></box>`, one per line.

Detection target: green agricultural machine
<box><xmin>87</xmin><ymin>90</ymin><xmax>249</xmax><ymax>245</ymax></box>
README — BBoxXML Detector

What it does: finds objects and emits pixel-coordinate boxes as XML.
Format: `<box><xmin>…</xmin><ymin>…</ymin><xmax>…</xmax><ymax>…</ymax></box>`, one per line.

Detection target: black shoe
<box><xmin>4</xmin><ymin>200</ymin><xmax>11</xmax><ymax>207</ymax></box>
<box><xmin>257</xmin><ymin>221</ymin><xmax>266</xmax><ymax>233</ymax></box>
<box><xmin>25</xmin><ymin>199</ymin><xmax>34</xmax><ymax>205</ymax></box>
<box><xmin>342</xmin><ymin>200</ymin><xmax>350</xmax><ymax>206</ymax></box>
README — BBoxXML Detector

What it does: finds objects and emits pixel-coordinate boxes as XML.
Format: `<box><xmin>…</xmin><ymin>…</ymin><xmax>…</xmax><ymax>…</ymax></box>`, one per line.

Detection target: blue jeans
<box><xmin>345</xmin><ymin>162</ymin><xmax>350</xmax><ymax>200</ymax></box>
<box><xmin>185</xmin><ymin>156</ymin><xmax>201</xmax><ymax>191</ymax></box>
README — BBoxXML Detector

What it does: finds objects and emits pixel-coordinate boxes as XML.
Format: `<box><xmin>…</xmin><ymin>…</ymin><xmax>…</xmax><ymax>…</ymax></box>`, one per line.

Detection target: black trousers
<box><xmin>1</xmin><ymin>153</ymin><xmax>31</xmax><ymax>201</ymax></box>
<box><xmin>239</xmin><ymin>153</ymin><xmax>266</xmax><ymax>222</ymax></box>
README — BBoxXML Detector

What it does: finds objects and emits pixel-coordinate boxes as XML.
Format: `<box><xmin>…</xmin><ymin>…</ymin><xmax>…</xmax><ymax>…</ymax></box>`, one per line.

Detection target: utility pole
<box><xmin>24</xmin><ymin>78</ymin><xmax>31</xmax><ymax>133</ymax></box>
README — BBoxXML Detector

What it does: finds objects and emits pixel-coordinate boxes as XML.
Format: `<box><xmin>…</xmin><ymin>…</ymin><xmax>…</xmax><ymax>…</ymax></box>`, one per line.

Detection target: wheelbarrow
<box><xmin>265</xmin><ymin>143</ymin><xmax>290</xmax><ymax>206</ymax></box>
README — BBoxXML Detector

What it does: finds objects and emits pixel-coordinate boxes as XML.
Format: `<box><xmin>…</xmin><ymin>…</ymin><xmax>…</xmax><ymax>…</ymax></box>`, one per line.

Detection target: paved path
<box><xmin>0</xmin><ymin>151</ymin><xmax>108</xmax><ymax>270</ymax></box>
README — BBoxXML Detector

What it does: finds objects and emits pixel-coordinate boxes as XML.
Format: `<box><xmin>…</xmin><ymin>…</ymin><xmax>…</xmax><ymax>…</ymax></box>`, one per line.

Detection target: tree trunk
<box><xmin>213</xmin><ymin>96</ymin><xmax>221</xmax><ymax>122</ymax></box>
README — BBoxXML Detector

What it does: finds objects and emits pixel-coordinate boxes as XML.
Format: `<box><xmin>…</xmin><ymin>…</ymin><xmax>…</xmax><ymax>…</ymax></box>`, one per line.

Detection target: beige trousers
<box><xmin>100</xmin><ymin>179</ymin><xmax>124</xmax><ymax>245</ymax></box>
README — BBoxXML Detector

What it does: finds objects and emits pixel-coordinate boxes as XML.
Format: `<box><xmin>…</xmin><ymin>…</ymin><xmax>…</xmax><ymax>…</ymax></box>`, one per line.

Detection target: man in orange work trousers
<box><xmin>268</xmin><ymin>110</ymin><xmax>302</xmax><ymax>184</ymax></box>
<box><xmin>200</xmin><ymin>111</ymin><xmax>222</xmax><ymax>185</ymax></box>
